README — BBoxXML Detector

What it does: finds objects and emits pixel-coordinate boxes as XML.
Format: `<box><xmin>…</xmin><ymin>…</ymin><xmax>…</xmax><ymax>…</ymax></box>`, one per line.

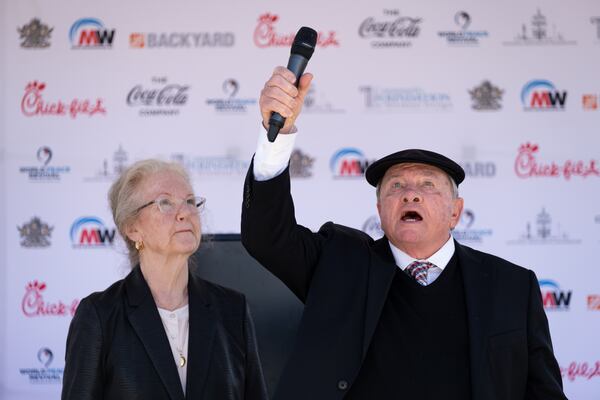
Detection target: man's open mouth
<box><xmin>401</xmin><ymin>211</ymin><xmax>423</xmax><ymax>222</ymax></box>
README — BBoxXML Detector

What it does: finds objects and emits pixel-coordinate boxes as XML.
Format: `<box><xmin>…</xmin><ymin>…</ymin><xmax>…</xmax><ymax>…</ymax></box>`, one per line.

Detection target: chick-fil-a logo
<box><xmin>561</xmin><ymin>361</ymin><xmax>600</xmax><ymax>381</ymax></box>
<box><xmin>514</xmin><ymin>143</ymin><xmax>599</xmax><ymax>180</ymax></box>
<box><xmin>21</xmin><ymin>281</ymin><xmax>79</xmax><ymax>317</ymax></box>
<box><xmin>253</xmin><ymin>13</ymin><xmax>339</xmax><ymax>48</ymax></box>
<box><xmin>21</xmin><ymin>81</ymin><xmax>107</xmax><ymax>118</ymax></box>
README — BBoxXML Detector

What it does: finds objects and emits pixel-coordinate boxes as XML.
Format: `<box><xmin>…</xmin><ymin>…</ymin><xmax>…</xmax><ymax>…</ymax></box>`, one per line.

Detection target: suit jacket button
<box><xmin>337</xmin><ymin>380</ymin><xmax>348</xmax><ymax>391</ymax></box>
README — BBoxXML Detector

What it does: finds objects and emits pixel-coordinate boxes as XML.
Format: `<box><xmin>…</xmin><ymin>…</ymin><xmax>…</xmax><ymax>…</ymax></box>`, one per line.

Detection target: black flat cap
<box><xmin>365</xmin><ymin>149</ymin><xmax>465</xmax><ymax>187</ymax></box>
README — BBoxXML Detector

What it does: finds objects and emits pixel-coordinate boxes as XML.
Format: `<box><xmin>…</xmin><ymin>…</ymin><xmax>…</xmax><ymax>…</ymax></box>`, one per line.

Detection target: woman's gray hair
<box><xmin>108</xmin><ymin>159</ymin><xmax>192</xmax><ymax>267</ymax></box>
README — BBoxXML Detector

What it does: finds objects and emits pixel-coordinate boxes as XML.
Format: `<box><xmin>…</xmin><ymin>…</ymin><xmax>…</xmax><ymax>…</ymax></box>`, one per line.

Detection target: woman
<box><xmin>62</xmin><ymin>159</ymin><xmax>267</xmax><ymax>400</ymax></box>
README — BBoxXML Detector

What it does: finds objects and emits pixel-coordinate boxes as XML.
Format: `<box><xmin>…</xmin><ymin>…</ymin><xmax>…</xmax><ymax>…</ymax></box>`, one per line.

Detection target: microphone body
<box><xmin>267</xmin><ymin>27</ymin><xmax>317</xmax><ymax>142</ymax></box>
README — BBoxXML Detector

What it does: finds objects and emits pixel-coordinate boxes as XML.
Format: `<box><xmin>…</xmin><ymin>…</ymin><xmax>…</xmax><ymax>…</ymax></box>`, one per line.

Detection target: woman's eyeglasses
<box><xmin>136</xmin><ymin>195</ymin><xmax>206</xmax><ymax>215</ymax></box>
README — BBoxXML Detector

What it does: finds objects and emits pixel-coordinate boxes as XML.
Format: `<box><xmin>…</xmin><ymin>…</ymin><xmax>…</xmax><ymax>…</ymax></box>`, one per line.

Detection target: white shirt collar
<box><xmin>388</xmin><ymin>236</ymin><xmax>455</xmax><ymax>271</ymax></box>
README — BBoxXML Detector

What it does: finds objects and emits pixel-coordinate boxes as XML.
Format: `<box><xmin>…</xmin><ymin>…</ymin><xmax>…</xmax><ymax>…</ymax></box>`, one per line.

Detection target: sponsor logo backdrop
<box><xmin>2</xmin><ymin>0</ymin><xmax>599</xmax><ymax>399</ymax></box>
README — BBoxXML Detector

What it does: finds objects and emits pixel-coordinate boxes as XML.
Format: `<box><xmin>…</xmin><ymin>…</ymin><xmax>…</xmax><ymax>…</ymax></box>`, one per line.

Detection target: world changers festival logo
<box><xmin>205</xmin><ymin>79</ymin><xmax>257</xmax><ymax>113</ymax></box>
<box><xmin>437</xmin><ymin>11</ymin><xmax>489</xmax><ymax>46</ymax></box>
<box><xmin>19</xmin><ymin>348</ymin><xmax>64</xmax><ymax>384</ymax></box>
<box><xmin>19</xmin><ymin>147</ymin><xmax>70</xmax><ymax>182</ymax></box>
<box><xmin>452</xmin><ymin>209</ymin><xmax>493</xmax><ymax>244</ymax></box>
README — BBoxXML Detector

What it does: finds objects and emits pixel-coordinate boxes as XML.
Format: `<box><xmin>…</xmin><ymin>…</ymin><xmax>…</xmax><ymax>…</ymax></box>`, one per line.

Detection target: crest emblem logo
<box><xmin>469</xmin><ymin>81</ymin><xmax>504</xmax><ymax>110</ymax></box>
<box><xmin>18</xmin><ymin>217</ymin><xmax>53</xmax><ymax>248</ymax></box>
<box><xmin>18</xmin><ymin>18</ymin><xmax>53</xmax><ymax>48</ymax></box>
<box><xmin>289</xmin><ymin>149</ymin><xmax>315</xmax><ymax>178</ymax></box>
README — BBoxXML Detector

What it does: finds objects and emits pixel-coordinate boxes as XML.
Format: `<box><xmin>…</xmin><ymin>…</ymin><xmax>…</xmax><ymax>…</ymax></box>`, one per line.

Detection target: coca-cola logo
<box><xmin>127</xmin><ymin>78</ymin><xmax>189</xmax><ymax>116</ymax></box>
<box><xmin>514</xmin><ymin>143</ymin><xmax>599</xmax><ymax>180</ymax></box>
<box><xmin>359</xmin><ymin>16</ymin><xmax>422</xmax><ymax>38</ymax></box>
<box><xmin>21</xmin><ymin>281</ymin><xmax>79</xmax><ymax>317</ymax></box>
<box><xmin>21</xmin><ymin>81</ymin><xmax>106</xmax><ymax>118</ymax></box>
<box><xmin>253</xmin><ymin>13</ymin><xmax>339</xmax><ymax>48</ymax></box>
<box><xmin>561</xmin><ymin>361</ymin><xmax>600</xmax><ymax>381</ymax></box>
<box><xmin>358</xmin><ymin>10</ymin><xmax>422</xmax><ymax>48</ymax></box>
<box><xmin>127</xmin><ymin>84</ymin><xmax>189</xmax><ymax>106</ymax></box>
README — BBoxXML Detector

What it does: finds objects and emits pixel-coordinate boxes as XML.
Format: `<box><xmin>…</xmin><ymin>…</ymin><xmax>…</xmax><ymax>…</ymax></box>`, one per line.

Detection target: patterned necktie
<box><xmin>405</xmin><ymin>261</ymin><xmax>435</xmax><ymax>286</ymax></box>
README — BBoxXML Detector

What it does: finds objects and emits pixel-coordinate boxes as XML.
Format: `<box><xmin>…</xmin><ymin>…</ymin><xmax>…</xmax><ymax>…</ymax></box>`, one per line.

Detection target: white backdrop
<box><xmin>2</xmin><ymin>0</ymin><xmax>600</xmax><ymax>398</ymax></box>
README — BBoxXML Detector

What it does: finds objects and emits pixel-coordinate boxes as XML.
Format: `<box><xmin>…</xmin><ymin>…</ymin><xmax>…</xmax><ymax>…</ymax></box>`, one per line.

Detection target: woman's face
<box><xmin>127</xmin><ymin>170</ymin><xmax>201</xmax><ymax>261</ymax></box>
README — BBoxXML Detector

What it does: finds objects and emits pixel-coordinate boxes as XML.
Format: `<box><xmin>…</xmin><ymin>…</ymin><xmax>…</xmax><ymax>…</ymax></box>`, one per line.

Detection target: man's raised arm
<box><xmin>241</xmin><ymin>67</ymin><xmax>320</xmax><ymax>302</ymax></box>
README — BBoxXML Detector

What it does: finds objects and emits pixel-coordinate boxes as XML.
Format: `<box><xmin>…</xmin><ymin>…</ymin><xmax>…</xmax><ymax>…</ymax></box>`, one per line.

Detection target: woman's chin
<box><xmin>172</xmin><ymin>239</ymin><xmax>200</xmax><ymax>255</ymax></box>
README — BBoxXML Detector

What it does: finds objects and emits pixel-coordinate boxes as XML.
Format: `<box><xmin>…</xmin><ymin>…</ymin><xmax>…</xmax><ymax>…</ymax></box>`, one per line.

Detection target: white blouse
<box><xmin>157</xmin><ymin>304</ymin><xmax>189</xmax><ymax>393</ymax></box>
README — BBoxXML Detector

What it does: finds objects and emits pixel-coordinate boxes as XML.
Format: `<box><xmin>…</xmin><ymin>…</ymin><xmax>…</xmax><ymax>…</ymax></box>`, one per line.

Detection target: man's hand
<box><xmin>259</xmin><ymin>66</ymin><xmax>313</xmax><ymax>135</ymax></box>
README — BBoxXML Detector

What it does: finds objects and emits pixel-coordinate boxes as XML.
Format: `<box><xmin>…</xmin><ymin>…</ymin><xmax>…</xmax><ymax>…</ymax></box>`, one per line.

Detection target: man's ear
<box><xmin>450</xmin><ymin>197</ymin><xmax>464</xmax><ymax>229</ymax></box>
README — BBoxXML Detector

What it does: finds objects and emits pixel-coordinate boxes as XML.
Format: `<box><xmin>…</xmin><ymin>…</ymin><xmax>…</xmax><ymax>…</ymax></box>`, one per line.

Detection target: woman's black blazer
<box><xmin>61</xmin><ymin>266</ymin><xmax>267</xmax><ymax>400</ymax></box>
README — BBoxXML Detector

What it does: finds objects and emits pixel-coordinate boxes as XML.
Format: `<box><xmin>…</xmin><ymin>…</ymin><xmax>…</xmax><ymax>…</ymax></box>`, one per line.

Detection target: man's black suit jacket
<box><xmin>241</xmin><ymin>163</ymin><xmax>567</xmax><ymax>400</ymax></box>
<box><xmin>61</xmin><ymin>266</ymin><xmax>267</xmax><ymax>400</ymax></box>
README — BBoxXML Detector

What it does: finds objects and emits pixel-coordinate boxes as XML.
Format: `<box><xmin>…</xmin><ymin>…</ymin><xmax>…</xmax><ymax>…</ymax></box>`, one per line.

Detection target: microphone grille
<box><xmin>291</xmin><ymin>27</ymin><xmax>317</xmax><ymax>59</ymax></box>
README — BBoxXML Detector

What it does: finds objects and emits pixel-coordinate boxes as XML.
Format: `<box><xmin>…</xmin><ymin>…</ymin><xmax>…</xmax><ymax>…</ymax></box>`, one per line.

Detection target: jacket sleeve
<box><xmin>525</xmin><ymin>270</ymin><xmax>568</xmax><ymax>400</ymax></box>
<box><xmin>61</xmin><ymin>297</ymin><xmax>104</xmax><ymax>400</ymax></box>
<box><xmin>243</xmin><ymin>300</ymin><xmax>269</xmax><ymax>400</ymax></box>
<box><xmin>241</xmin><ymin>158</ymin><xmax>326</xmax><ymax>302</ymax></box>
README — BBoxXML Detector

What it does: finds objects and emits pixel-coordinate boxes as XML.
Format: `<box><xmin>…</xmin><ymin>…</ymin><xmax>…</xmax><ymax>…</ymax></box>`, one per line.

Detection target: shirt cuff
<box><xmin>253</xmin><ymin>124</ymin><xmax>297</xmax><ymax>181</ymax></box>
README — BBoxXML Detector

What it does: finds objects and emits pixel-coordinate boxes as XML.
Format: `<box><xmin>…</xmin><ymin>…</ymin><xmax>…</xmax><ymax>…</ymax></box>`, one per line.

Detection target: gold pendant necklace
<box><xmin>160</xmin><ymin>308</ymin><xmax>189</xmax><ymax>369</ymax></box>
<box><xmin>176</xmin><ymin>318</ymin><xmax>189</xmax><ymax>368</ymax></box>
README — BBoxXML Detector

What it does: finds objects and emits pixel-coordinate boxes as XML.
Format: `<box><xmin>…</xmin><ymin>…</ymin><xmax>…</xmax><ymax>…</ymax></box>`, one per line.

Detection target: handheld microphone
<box><xmin>267</xmin><ymin>27</ymin><xmax>317</xmax><ymax>142</ymax></box>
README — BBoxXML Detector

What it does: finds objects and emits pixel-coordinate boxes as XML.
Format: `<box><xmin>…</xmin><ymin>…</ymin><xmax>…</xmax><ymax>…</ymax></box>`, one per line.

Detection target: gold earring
<box><xmin>135</xmin><ymin>241</ymin><xmax>144</xmax><ymax>251</ymax></box>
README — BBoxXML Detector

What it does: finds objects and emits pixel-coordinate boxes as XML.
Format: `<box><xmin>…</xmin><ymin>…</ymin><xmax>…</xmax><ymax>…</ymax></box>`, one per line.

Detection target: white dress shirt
<box><xmin>253</xmin><ymin>128</ymin><xmax>298</xmax><ymax>181</ymax></box>
<box><xmin>388</xmin><ymin>236</ymin><xmax>456</xmax><ymax>285</ymax></box>
<box><xmin>157</xmin><ymin>304</ymin><xmax>189</xmax><ymax>393</ymax></box>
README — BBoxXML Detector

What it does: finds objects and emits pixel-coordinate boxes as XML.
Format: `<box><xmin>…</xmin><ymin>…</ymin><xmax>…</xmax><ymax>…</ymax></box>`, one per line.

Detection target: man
<box><xmin>241</xmin><ymin>67</ymin><xmax>567</xmax><ymax>400</ymax></box>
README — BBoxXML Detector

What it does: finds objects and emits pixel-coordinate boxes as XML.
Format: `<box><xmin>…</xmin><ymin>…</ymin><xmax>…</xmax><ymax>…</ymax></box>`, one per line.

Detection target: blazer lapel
<box><xmin>125</xmin><ymin>267</ymin><xmax>185</xmax><ymax>400</ymax></box>
<box><xmin>185</xmin><ymin>271</ymin><xmax>217</xmax><ymax>398</ymax></box>
<box><xmin>456</xmin><ymin>241</ymin><xmax>494</xmax><ymax>400</ymax></box>
<box><xmin>362</xmin><ymin>237</ymin><xmax>398</xmax><ymax>357</ymax></box>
